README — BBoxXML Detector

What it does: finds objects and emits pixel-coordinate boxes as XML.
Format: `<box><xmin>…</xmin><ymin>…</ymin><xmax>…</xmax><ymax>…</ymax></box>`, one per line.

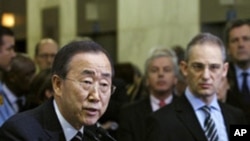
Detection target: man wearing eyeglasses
<box><xmin>0</xmin><ymin>41</ymin><xmax>116</xmax><ymax>141</ymax></box>
<box><xmin>146</xmin><ymin>33</ymin><xmax>247</xmax><ymax>141</ymax></box>
<box><xmin>34</xmin><ymin>38</ymin><xmax>58</xmax><ymax>72</ymax></box>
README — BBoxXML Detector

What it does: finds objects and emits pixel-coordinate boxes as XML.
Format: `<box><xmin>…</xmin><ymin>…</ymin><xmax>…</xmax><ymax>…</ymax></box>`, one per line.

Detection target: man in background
<box><xmin>146</xmin><ymin>33</ymin><xmax>246</xmax><ymax>141</ymax></box>
<box><xmin>0</xmin><ymin>25</ymin><xmax>16</xmax><ymax>121</ymax></box>
<box><xmin>117</xmin><ymin>48</ymin><xmax>178</xmax><ymax>141</ymax></box>
<box><xmin>0</xmin><ymin>54</ymin><xmax>36</xmax><ymax>126</ymax></box>
<box><xmin>34</xmin><ymin>38</ymin><xmax>58</xmax><ymax>71</ymax></box>
<box><xmin>224</xmin><ymin>19</ymin><xmax>250</xmax><ymax>123</ymax></box>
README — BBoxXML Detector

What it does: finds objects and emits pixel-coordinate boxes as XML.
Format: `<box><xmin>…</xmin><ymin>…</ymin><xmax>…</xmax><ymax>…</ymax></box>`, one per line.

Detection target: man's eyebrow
<box><xmin>81</xmin><ymin>70</ymin><xmax>95</xmax><ymax>76</ymax></box>
<box><xmin>101</xmin><ymin>72</ymin><xmax>111</xmax><ymax>78</ymax></box>
<box><xmin>81</xmin><ymin>69</ymin><xmax>111</xmax><ymax>78</ymax></box>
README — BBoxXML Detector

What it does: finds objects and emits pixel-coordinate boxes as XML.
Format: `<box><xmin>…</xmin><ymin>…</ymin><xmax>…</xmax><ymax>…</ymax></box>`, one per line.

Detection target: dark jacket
<box><xmin>146</xmin><ymin>95</ymin><xmax>247</xmax><ymax>141</ymax></box>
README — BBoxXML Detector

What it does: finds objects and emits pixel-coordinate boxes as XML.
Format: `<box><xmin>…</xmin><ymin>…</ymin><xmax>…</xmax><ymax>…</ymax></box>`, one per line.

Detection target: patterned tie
<box><xmin>71</xmin><ymin>131</ymin><xmax>83</xmax><ymax>141</ymax></box>
<box><xmin>201</xmin><ymin>106</ymin><xmax>219</xmax><ymax>141</ymax></box>
<box><xmin>159</xmin><ymin>100</ymin><xmax>166</xmax><ymax>108</ymax></box>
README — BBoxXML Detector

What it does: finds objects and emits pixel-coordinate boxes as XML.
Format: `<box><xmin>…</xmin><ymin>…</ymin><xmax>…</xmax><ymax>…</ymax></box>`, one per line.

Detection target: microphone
<box><xmin>96</xmin><ymin>123</ymin><xmax>117</xmax><ymax>141</ymax></box>
<box><xmin>84</xmin><ymin>128</ymin><xmax>101</xmax><ymax>141</ymax></box>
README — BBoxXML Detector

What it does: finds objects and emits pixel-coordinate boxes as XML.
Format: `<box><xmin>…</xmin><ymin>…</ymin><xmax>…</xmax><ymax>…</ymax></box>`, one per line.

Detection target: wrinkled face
<box><xmin>0</xmin><ymin>35</ymin><xmax>16</xmax><ymax>71</ymax></box>
<box><xmin>181</xmin><ymin>44</ymin><xmax>228</xmax><ymax>98</ymax></box>
<box><xmin>228</xmin><ymin>25</ymin><xmax>250</xmax><ymax>65</ymax></box>
<box><xmin>53</xmin><ymin>52</ymin><xmax>112</xmax><ymax>129</ymax></box>
<box><xmin>35</xmin><ymin>43</ymin><xmax>58</xmax><ymax>70</ymax></box>
<box><xmin>146</xmin><ymin>56</ymin><xmax>177</xmax><ymax>95</ymax></box>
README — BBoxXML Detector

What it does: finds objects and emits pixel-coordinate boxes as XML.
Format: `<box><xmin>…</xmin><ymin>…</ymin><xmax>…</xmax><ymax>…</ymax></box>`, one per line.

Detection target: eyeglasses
<box><xmin>65</xmin><ymin>78</ymin><xmax>116</xmax><ymax>94</ymax></box>
<box><xmin>38</xmin><ymin>53</ymin><xmax>56</xmax><ymax>59</ymax></box>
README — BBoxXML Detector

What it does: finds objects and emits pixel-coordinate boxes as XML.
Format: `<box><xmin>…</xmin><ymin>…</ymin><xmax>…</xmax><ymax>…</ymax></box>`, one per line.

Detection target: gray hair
<box><xmin>185</xmin><ymin>33</ymin><xmax>226</xmax><ymax>62</ymax></box>
<box><xmin>144</xmin><ymin>48</ymin><xmax>179</xmax><ymax>77</ymax></box>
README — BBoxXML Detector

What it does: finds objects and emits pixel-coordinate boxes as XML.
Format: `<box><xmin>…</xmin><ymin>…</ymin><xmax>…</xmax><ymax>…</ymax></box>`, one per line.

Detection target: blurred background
<box><xmin>1</xmin><ymin>0</ymin><xmax>250</xmax><ymax>72</ymax></box>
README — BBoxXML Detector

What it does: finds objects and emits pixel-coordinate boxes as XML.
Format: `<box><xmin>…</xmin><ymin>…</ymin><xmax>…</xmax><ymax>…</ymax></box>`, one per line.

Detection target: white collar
<box><xmin>53</xmin><ymin>100</ymin><xmax>84</xmax><ymax>141</ymax></box>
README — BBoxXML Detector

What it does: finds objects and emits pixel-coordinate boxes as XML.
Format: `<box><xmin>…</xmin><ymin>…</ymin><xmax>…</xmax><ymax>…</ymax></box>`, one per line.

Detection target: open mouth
<box><xmin>84</xmin><ymin>107</ymin><xmax>98</xmax><ymax>116</ymax></box>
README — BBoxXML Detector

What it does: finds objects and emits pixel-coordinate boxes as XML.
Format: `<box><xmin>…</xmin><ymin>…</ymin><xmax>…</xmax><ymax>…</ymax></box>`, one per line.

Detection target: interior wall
<box><xmin>77</xmin><ymin>0</ymin><xmax>117</xmax><ymax>62</ymax></box>
<box><xmin>201</xmin><ymin>0</ymin><xmax>250</xmax><ymax>23</ymax></box>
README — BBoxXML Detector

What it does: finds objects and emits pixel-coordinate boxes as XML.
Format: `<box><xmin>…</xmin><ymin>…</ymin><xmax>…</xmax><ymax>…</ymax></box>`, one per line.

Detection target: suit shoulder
<box><xmin>149</xmin><ymin>102</ymin><xmax>174</xmax><ymax>120</ymax></box>
<box><xmin>121</xmin><ymin>98</ymin><xmax>149</xmax><ymax>111</ymax></box>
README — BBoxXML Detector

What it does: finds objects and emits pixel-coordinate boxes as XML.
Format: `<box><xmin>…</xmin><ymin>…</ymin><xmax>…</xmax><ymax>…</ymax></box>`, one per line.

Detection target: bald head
<box><xmin>35</xmin><ymin>38</ymin><xmax>59</xmax><ymax>71</ymax></box>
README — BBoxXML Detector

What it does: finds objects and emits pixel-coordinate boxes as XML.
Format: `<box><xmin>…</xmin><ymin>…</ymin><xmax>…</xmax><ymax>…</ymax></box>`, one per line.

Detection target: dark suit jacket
<box><xmin>146</xmin><ymin>95</ymin><xmax>247</xmax><ymax>141</ymax></box>
<box><xmin>117</xmin><ymin>95</ymin><xmax>177</xmax><ymax>141</ymax></box>
<box><xmin>226</xmin><ymin>62</ymin><xmax>250</xmax><ymax>123</ymax></box>
<box><xmin>0</xmin><ymin>99</ymin><xmax>101</xmax><ymax>141</ymax></box>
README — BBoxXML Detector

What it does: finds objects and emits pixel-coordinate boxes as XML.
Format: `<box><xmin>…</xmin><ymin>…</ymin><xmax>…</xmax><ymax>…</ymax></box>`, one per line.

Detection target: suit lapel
<box><xmin>219</xmin><ymin>102</ymin><xmax>232</xmax><ymax>134</ymax></box>
<box><xmin>174</xmin><ymin>96</ymin><xmax>207</xmax><ymax>141</ymax></box>
<box><xmin>41</xmin><ymin>99</ymin><xmax>66</xmax><ymax>141</ymax></box>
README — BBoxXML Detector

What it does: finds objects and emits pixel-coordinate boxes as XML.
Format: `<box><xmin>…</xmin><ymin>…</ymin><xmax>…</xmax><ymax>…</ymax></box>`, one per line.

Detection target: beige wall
<box><xmin>201</xmin><ymin>0</ymin><xmax>250</xmax><ymax>23</ymax></box>
<box><xmin>27</xmin><ymin>0</ymin><xmax>76</xmax><ymax>58</ymax></box>
<box><xmin>117</xmin><ymin>0</ymin><xmax>200</xmax><ymax>72</ymax></box>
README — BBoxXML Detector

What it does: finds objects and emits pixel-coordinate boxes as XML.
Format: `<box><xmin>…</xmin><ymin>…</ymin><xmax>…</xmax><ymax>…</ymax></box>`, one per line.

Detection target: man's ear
<box><xmin>52</xmin><ymin>75</ymin><xmax>63</xmax><ymax>97</ymax></box>
<box><xmin>180</xmin><ymin>61</ymin><xmax>188</xmax><ymax>77</ymax></box>
<box><xmin>222</xmin><ymin>62</ymin><xmax>229</xmax><ymax>77</ymax></box>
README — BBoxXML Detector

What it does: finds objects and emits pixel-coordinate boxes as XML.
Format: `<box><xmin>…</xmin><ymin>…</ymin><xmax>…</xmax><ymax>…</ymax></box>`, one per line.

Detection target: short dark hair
<box><xmin>0</xmin><ymin>25</ymin><xmax>14</xmax><ymax>46</ymax></box>
<box><xmin>52</xmin><ymin>40</ymin><xmax>114</xmax><ymax>79</ymax></box>
<box><xmin>224</xmin><ymin>19</ymin><xmax>250</xmax><ymax>47</ymax></box>
<box><xmin>185</xmin><ymin>33</ymin><xmax>226</xmax><ymax>62</ymax></box>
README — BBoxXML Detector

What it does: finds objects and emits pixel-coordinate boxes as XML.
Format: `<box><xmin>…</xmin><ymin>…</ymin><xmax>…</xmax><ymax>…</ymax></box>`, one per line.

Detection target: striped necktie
<box><xmin>201</xmin><ymin>106</ymin><xmax>219</xmax><ymax>141</ymax></box>
<box><xmin>71</xmin><ymin>131</ymin><xmax>83</xmax><ymax>141</ymax></box>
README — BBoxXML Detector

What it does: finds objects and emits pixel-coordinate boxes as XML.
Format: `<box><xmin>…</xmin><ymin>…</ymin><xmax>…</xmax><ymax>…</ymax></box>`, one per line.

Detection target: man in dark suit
<box><xmin>0</xmin><ymin>41</ymin><xmax>116</xmax><ymax>141</ymax></box>
<box><xmin>117</xmin><ymin>48</ymin><xmax>179</xmax><ymax>141</ymax></box>
<box><xmin>223</xmin><ymin>19</ymin><xmax>250</xmax><ymax>123</ymax></box>
<box><xmin>146</xmin><ymin>33</ymin><xmax>247</xmax><ymax>141</ymax></box>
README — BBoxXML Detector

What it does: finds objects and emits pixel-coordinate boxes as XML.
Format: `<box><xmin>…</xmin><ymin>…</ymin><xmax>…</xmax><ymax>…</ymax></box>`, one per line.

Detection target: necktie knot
<box><xmin>159</xmin><ymin>100</ymin><xmax>166</xmax><ymax>108</ymax></box>
<box><xmin>201</xmin><ymin>106</ymin><xmax>211</xmax><ymax>115</ymax></box>
<box><xmin>242</xmin><ymin>72</ymin><xmax>249</xmax><ymax>77</ymax></box>
<box><xmin>71</xmin><ymin>131</ymin><xmax>83</xmax><ymax>141</ymax></box>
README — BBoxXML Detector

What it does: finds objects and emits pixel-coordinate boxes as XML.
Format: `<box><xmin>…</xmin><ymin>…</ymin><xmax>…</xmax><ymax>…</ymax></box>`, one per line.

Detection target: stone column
<box><xmin>117</xmin><ymin>0</ymin><xmax>200</xmax><ymax>71</ymax></box>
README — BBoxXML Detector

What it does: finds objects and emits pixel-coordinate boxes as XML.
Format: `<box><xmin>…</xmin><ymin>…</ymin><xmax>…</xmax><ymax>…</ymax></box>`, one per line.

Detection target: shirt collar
<box><xmin>234</xmin><ymin>64</ymin><xmax>250</xmax><ymax>77</ymax></box>
<box><xmin>185</xmin><ymin>87</ymin><xmax>221</xmax><ymax>112</ymax></box>
<box><xmin>150</xmin><ymin>94</ymin><xmax>173</xmax><ymax>105</ymax></box>
<box><xmin>150</xmin><ymin>94</ymin><xmax>173</xmax><ymax>111</ymax></box>
<box><xmin>53</xmin><ymin>100</ymin><xmax>84</xmax><ymax>141</ymax></box>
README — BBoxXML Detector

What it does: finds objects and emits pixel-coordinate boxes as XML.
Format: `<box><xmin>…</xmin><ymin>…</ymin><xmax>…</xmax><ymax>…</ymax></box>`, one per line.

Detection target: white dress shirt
<box><xmin>54</xmin><ymin>100</ymin><xmax>84</xmax><ymax>141</ymax></box>
<box><xmin>150</xmin><ymin>94</ymin><xmax>173</xmax><ymax>112</ymax></box>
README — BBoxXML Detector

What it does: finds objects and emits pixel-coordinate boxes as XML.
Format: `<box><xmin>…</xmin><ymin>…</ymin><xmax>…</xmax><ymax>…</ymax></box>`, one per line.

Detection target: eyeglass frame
<box><xmin>37</xmin><ymin>53</ymin><xmax>56</xmax><ymax>59</ymax></box>
<box><xmin>64</xmin><ymin>77</ymin><xmax>116</xmax><ymax>95</ymax></box>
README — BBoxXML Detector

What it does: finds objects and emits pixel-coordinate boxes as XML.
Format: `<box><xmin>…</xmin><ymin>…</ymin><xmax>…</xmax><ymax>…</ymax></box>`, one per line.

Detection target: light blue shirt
<box><xmin>185</xmin><ymin>87</ymin><xmax>228</xmax><ymax>141</ymax></box>
<box><xmin>235</xmin><ymin>65</ymin><xmax>250</xmax><ymax>92</ymax></box>
<box><xmin>0</xmin><ymin>84</ymin><xmax>19</xmax><ymax>126</ymax></box>
<box><xmin>53</xmin><ymin>100</ymin><xmax>84</xmax><ymax>141</ymax></box>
